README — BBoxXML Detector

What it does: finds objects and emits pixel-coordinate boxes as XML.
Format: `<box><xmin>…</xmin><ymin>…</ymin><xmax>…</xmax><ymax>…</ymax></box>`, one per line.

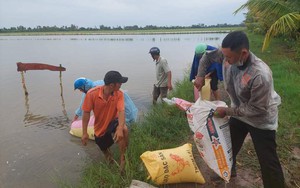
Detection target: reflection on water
<box><xmin>20</xmin><ymin>70</ymin><xmax>70</xmax><ymax>129</ymax></box>
<box><xmin>23</xmin><ymin>95</ymin><xmax>47</xmax><ymax>125</ymax></box>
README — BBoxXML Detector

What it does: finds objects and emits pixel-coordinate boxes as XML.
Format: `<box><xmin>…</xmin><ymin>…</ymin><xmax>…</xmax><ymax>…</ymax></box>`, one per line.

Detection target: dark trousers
<box><xmin>229</xmin><ymin>117</ymin><xmax>285</xmax><ymax>188</ymax></box>
<box><xmin>210</xmin><ymin>71</ymin><xmax>219</xmax><ymax>91</ymax></box>
<box><xmin>152</xmin><ymin>85</ymin><xmax>168</xmax><ymax>103</ymax></box>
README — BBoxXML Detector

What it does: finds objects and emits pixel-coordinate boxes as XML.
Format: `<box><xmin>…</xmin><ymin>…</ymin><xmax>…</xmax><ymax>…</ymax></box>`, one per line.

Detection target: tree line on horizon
<box><xmin>2</xmin><ymin>0</ymin><xmax>298</xmax><ymax>55</ymax></box>
<box><xmin>0</xmin><ymin>23</ymin><xmax>244</xmax><ymax>33</ymax></box>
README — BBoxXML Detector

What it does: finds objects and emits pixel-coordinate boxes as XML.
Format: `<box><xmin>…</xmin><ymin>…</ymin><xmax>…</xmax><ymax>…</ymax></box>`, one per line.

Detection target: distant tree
<box><xmin>124</xmin><ymin>25</ymin><xmax>139</xmax><ymax>30</ymax></box>
<box><xmin>10</xmin><ymin>27</ymin><xmax>17</xmax><ymax>31</ymax></box>
<box><xmin>69</xmin><ymin>24</ymin><xmax>78</xmax><ymax>31</ymax></box>
<box><xmin>144</xmin><ymin>25</ymin><xmax>158</xmax><ymax>30</ymax></box>
<box><xmin>17</xmin><ymin>25</ymin><xmax>26</xmax><ymax>31</ymax></box>
<box><xmin>114</xmin><ymin>26</ymin><xmax>123</xmax><ymax>30</ymax></box>
<box><xmin>99</xmin><ymin>25</ymin><xmax>111</xmax><ymax>30</ymax></box>
<box><xmin>191</xmin><ymin>23</ymin><xmax>206</xmax><ymax>28</ymax></box>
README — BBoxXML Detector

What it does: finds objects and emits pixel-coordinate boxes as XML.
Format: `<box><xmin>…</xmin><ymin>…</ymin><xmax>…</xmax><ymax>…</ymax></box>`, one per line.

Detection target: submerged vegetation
<box><xmin>0</xmin><ymin>26</ymin><xmax>246</xmax><ymax>36</ymax></box>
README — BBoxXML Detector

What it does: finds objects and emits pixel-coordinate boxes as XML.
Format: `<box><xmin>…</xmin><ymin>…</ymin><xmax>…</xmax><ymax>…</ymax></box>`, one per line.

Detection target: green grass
<box><xmin>62</xmin><ymin>32</ymin><xmax>299</xmax><ymax>188</ymax></box>
<box><xmin>247</xmin><ymin>32</ymin><xmax>300</xmax><ymax>146</ymax></box>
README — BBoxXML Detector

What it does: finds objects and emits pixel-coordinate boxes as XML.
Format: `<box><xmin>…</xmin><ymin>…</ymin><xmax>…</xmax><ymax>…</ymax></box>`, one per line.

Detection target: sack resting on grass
<box><xmin>140</xmin><ymin>143</ymin><xmax>205</xmax><ymax>185</ymax></box>
<box><xmin>173</xmin><ymin>98</ymin><xmax>193</xmax><ymax>111</ymax></box>
<box><xmin>164</xmin><ymin>97</ymin><xmax>196</xmax><ymax>132</ymax></box>
<box><xmin>191</xmin><ymin>99</ymin><xmax>232</xmax><ymax>182</ymax></box>
<box><xmin>162</xmin><ymin>97</ymin><xmax>193</xmax><ymax>111</ymax></box>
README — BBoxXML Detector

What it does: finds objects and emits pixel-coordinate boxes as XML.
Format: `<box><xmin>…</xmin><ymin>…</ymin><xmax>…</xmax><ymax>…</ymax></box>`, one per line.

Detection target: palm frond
<box><xmin>233</xmin><ymin>3</ymin><xmax>249</xmax><ymax>15</ymax></box>
<box><xmin>262</xmin><ymin>12</ymin><xmax>300</xmax><ymax>51</ymax></box>
<box><xmin>240</xmin><ymin>0</ymin><xmax>292</xmax><ymax>16</ymax></box>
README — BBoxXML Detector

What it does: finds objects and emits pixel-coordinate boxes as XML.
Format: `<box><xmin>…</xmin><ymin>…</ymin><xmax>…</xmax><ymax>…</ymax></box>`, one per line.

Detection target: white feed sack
<box><xmin>190</xmin><ymin>99</ymin><xmax>233</xmax><ymax>182</ymax></box>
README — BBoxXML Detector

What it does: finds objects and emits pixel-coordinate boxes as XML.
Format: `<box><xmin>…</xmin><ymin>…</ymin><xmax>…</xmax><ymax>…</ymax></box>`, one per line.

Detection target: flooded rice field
<box><xmin>0</xmin><ymin>33</ymin><xmax>226</xmax><ymax>187</ymax></box>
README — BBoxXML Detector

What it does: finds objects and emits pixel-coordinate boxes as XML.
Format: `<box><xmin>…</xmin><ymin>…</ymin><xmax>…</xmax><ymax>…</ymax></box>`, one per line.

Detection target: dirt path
<box><xmin>192</xmin><ymin>142</ymin><xmax>263</xmax><ymax>188</ymax></box>
<box><xmin>163</xmin><ymin>135</ymin><xmax>263</xmax><ymax>188</ymax></box>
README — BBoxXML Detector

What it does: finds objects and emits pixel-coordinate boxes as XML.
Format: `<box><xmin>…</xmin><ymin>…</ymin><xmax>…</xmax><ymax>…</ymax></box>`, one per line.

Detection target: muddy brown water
<box><xmin>0</xmin><ymin>33</ymin><xmax>227</xmax><ymax>187</ymax></box>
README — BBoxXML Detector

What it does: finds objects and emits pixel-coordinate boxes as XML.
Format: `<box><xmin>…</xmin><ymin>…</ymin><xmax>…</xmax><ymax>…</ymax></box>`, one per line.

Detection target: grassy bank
<box><xmin>0</xmin><ymin>27</ymin><xmax>245</xmax><ymax>36</ymax></box>
<box><xmin>62</xmin><ymin>32</ymin><xmax>299</xmax><ymax>188</ymax></box>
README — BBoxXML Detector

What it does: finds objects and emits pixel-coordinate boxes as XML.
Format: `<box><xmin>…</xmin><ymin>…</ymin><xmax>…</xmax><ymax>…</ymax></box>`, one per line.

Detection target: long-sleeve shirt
<box><xmin>197</xmin><ymin>49</ymin><xmax>281</xmax><ymax>130</ymax></box>
<box><xmin>75</xmin><ymin>80</ymin><xmax>104</xmax><ymax>117</ymax></box>
<box><xmin>190</xmin><ymin>45</ymin><xmax>222</xmax><ymax>81</ymax></box>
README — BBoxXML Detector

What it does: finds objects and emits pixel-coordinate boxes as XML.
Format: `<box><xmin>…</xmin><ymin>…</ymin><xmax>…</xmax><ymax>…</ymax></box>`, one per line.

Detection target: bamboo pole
<box><xmin>59</xmin><ymin>64</ymin><xmax>63</xmax><ymax>97</ymax></box>
<box><xmin>21</xmin><ymin>71</ymin><xmax>29</xmax><ymax>95</ymax></box>
<box><xmin>59</xmin><ymin>64</ymin><xmax>69</xmax><ymax>121</ymax></box>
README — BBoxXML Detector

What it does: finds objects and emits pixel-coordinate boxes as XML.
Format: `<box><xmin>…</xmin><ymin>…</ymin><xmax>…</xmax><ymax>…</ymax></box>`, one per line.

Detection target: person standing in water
<box><xmin>149</xmin><ymin>47</ymin><xmax>173</xmax><ymax>104</ymax></box>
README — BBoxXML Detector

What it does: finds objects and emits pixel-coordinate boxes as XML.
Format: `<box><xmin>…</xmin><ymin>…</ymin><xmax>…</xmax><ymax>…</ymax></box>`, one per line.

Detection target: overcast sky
<box><xmin>0</xmin><ymin>0</ymin><xmax>248</xmax><ymax>28</ymax></box>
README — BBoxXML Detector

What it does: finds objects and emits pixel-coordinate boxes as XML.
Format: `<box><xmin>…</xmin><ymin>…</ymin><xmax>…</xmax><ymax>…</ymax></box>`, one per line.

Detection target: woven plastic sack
<box><xmin>191</xmin><ymin>99</ymin><xmax>232</xmax><ymax>182</ymax></box>
<box><xmin>123</xmin><ymin>91</ymin><xmax>138</xmax><ymax>124</ymax></box>
<box><xmin>162</xmin><ymin>97</ymin><xmax>197</xmax><ymax>133</ymax></box>
<box><xmin>193</xmin><ymin>78</ymin><xmax>211</xmax><ymax>101</ymax></box>
<box><xmin>140</xmin><ymin>143</ymin><xmax>205</xmax><ymax>185</ymax></box>
<box><xmin>70</xmin><ymin>116</ymin><xmax>95</xmax><ymax>140</ymax></box>
<box><xmin>173</xmin><ymin>98</ymin><xmax>196</xmax><ymax>133</ymax></box>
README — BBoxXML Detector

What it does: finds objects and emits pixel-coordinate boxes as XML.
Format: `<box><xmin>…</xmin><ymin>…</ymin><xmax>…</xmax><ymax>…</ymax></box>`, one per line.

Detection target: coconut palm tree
<box><xmin>234</xmin><ymin>0</ymin><xmax>300</xmax><ymax>51</ymax></box>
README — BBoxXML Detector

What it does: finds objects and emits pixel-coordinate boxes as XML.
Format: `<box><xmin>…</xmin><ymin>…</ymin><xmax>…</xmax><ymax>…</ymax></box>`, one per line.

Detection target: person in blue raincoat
<box><xmin>73</xmin><ymin>77</ymin><xmax>138</xmax><ymax>124</ymax></box>
<box><xmin>190</xmin><ymin>43</ymin><xmax>223</xmax><ymax>100</ymax></box>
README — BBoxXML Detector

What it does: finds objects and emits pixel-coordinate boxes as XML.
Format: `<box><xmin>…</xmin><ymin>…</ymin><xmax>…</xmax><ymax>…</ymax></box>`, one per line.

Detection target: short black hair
<box><xmin>222</xmin><ymin>31</ymin><xmax>249</xmax><ymax>52</ymax></box>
